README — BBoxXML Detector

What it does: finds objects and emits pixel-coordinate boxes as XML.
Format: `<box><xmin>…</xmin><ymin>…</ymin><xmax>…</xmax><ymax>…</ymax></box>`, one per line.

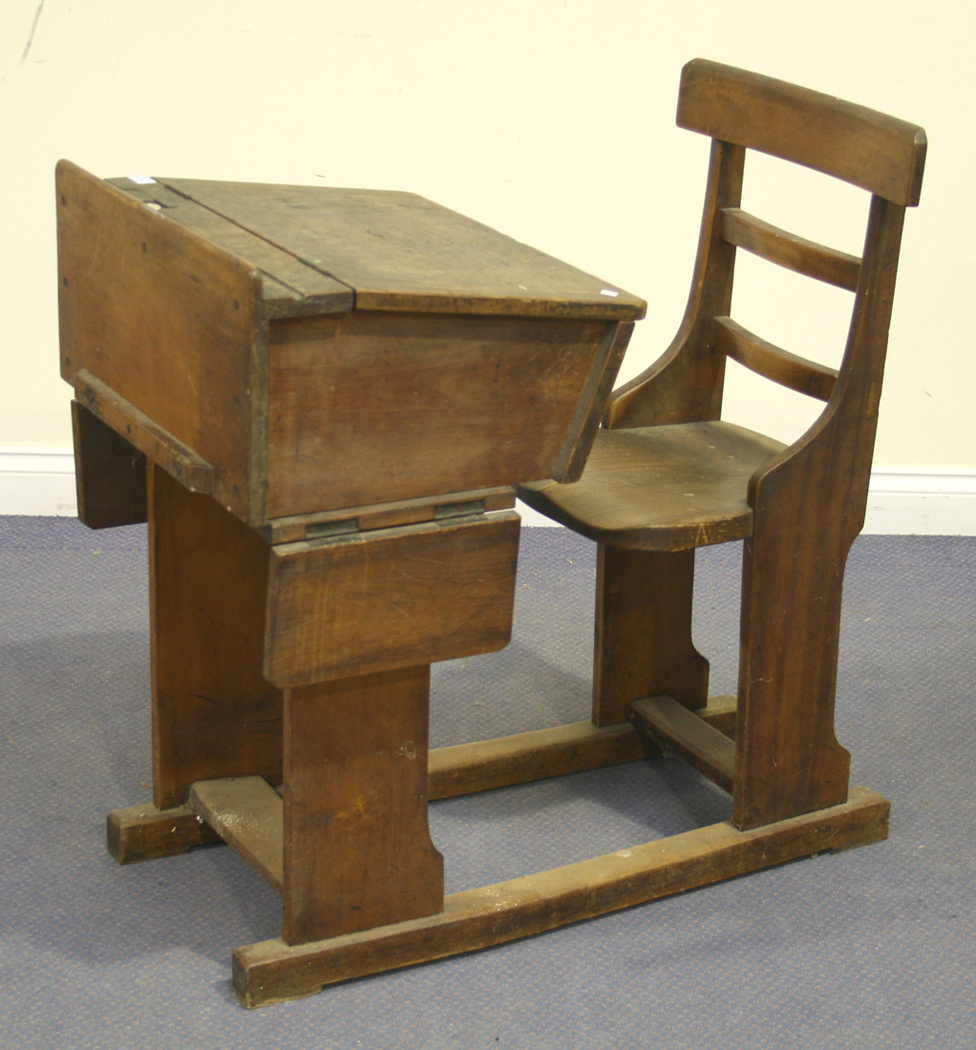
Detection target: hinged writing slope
<box><xmin>159</xmin><ymin>178</ymin><xmax>647</xmax><ymax>319</ymax></box>
<box><xmin>58</xmin><ymin>162</ymin><xmax>644</xmax><ymax>526</ymax></box>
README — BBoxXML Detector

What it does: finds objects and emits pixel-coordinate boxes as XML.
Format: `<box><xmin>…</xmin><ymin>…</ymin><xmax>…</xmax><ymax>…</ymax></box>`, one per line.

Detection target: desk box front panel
<box><xmin>266</xmin><ymin>311</ymin><xmax>611</xmax><ymax>517</ymax></box>
<box><xmin>265</xmin><ymin>512</ymin><xmax>521</xmax><ymax>686</ymax></box>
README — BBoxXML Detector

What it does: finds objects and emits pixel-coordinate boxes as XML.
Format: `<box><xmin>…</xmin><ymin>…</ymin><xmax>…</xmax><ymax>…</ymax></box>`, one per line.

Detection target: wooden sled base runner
<box><xmin>106</xmin><ymin>713</ymin><xmax>889</xmax><ymax>1008</ymax></box>
<box><xmin>231</xmin><ymin>786</ymin><xmax>887</xmax><ymax>1008</ymax></box>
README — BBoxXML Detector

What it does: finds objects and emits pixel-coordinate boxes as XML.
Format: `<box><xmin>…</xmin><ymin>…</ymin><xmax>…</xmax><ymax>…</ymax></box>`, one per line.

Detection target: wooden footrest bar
<box><xmin>630</xmin><ymin>695</ymin><xmax>736</xmax><ymax>792</ymax></box>
<box><xmin>428</xmin><ymin>719</ymin><xmax>646</xmax><ymax>799</ymax></box>
<box><xmin>232</xmin><ymin>786</ymin><xmax>889</xmax><ymax>1007</ymax></box>
<box><xmin>107</xmin><ymin>704</ymin><xmax>743</xmax><ymax>865</ymax></box>
<box><xmin>190</xmin><ymin>777</ymin><xmax>284</xmax><ymax>891</ymax></box>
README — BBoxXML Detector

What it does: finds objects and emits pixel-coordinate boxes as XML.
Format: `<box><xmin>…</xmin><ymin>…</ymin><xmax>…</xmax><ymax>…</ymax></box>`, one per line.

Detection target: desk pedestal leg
<box><xmin>283</xmin><ymin>664</ymin><xmax>444</xmax><ymax>945</ymax></box>
<box><xmin>150</xmin><ymin>464</ymin><xmax>282</xmax><ymax>809</ymax></box>
<box><xmin>109</xmin><ymin>465</ymin><xmax>283</xmax><ymax>862</ymax></box>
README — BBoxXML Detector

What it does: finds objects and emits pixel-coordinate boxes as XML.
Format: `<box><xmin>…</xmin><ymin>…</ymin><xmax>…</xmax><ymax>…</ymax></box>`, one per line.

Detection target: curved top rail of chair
<box><xmin>677</xmin><ymin>58</ymin><xmax>926</xmax><ymax>207</ymax></box>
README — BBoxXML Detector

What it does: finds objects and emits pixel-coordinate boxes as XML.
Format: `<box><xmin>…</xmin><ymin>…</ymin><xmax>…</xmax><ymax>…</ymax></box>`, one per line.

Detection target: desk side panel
<box><xmin>265</xmin><ymin>311</ymin><xmax>610</xmax><ymax>516</ymax></box>
<box><xmin>57</xmin><ymin>161</ymin><xmax>261</xmax><ymax>521</ymax></box>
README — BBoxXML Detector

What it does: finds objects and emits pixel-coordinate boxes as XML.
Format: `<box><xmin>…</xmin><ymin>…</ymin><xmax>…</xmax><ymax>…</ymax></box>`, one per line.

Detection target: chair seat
<box><xmin>518</xmin><ymin>421</ymin><xmax>784</xmax><ymax>550</ymax></box>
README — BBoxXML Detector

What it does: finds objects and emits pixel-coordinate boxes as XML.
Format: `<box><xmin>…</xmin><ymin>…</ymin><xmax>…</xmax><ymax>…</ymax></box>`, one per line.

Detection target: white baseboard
<box><xmin>0</xmin><ymin>448</ymin><xmax>78</xmax><ymax>517</ymax></box>
<box><xmin>2</xmin><ymin>448</ymin><xmax>974</xmax><ymax>536</ymax></box>
<box><xmin>861</xmin><ymin>469</ymin><xmax>976</xmax><ymax>536</ymax></box>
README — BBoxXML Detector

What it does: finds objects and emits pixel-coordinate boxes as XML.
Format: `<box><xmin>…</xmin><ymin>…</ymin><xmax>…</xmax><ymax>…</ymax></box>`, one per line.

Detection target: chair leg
<box><xmin>733</xmin><ymin>530</ymin><xmax>852</xmax><ymax>831</ymax></box>
<box><xmin>593</xmin><ymin>545</ymin><xmax>709</xmax><ymax>726</ymax></box>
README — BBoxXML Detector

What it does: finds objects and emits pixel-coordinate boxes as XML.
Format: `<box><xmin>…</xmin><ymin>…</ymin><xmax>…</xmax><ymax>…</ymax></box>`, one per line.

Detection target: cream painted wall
<box><xmin>1</xmin><ymin>0</ymin><xmax>972</xmax><ymax>470</ymax></box>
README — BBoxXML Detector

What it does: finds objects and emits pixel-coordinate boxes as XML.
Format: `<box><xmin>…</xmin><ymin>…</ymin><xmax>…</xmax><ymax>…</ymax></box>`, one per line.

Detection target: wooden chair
<box><xmin>519</xmin><ymin>59</ymin><xmax>926</xmax><ymax>831</ymax></box>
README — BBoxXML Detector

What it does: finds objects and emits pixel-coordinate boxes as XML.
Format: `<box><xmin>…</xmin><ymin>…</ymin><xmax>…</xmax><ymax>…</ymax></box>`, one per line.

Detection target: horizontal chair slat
<box><xmin>719</xmin><ymin>208</ymin><xmax>861</xmax><ymax>291</ymax></box>
<box><xmin>710</xmin><ymin>316</ymin><xmax>838</xmax><ymax>401</ymax></box>
<box><xmin>677</xmin><ymin>58</ymin><xmax>926</xmax><ymax>206</ymax></box>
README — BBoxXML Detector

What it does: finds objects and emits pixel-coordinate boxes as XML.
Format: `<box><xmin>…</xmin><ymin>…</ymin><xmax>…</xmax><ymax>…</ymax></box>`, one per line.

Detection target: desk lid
<box><xmin>110</xmin><ymin>176</ymin><xmax>646</xmax><ymax>322</ymax></box>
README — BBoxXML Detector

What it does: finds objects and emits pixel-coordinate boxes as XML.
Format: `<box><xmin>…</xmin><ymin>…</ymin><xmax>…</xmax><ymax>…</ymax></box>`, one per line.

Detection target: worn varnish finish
<box><xmin>717</xmin><ymin>208</ymin><xmax>861</xmax><ymax>291</ymax></box>
<box><xmin>64</xmin><ymin>161</ymin><xmax>647</xmax><ymax>997</ymax></box>
<box><xmin>161</xmin><ymin>178</ymin><xmax>646</xmax><ymax>319</ymax></box>
<box><xmin>111</xmin><ymin>697</ymin><xmax>740</xmax><ymax>863</ymax></box>
<box><xmin>59</xmin><ymin>161</ymin><xmax>644</xmax><ymax>526</ymax></box>
<box><xmin>234</xmin><ymin>787</ymin><xmax>889</xmax><ymax>1007</ymax></box>
<box><xmin>429</xmin><ymin>721</ymin><xmax>648</xmax><ymax>798</ymax></box>
<box><xmin>519</xmin><ymin>58</ymin><xmax>925</xmax><ymax>831</ymax></box>
<box><xmin>149</xmin><ymin>465</ymin><xmax>283</xmax><ymax>809</ymax></box>
<box><xmin>265</xmin><ymin>312</ymin><xmax>615</xmax><ymax>515</ymax></box>
<box><xmin>593</xmin><ymin>546</ymin><xmax>709</xmax><ymax>726</ymax></box>
<box><xmin>58</xmin><ymin>162</ymin><xmax>258</xmax><ymax>520</ymax></box>
<box><xmin>75</xmin><ymin>371</ymin><xmax>216</xmax><ymax>495</ymax></box>
<box><xmin>677</xmin><ymin>59</ymin><xmax>925</xmax><ymax>206</ymax></box>
<box><xmin>264</xmin><ymin>512</ymin><xmax>520</xmax><ymax>687</ymax></box>
<box><xmin>105</xmin><ymin>177</ymin><xmax>354</xmax><ymax>318</ymax></box>
<box><xmin>105</xmin><ymin>694</ymin><xmax>742</xmax><ymax>864</ymax></box>
<box><xmin>107</xmin><ymin>802</ymin><xmax>219</xmax><ymax>864</ymax></box>
<box><xmin>709</xmin><ymin>316</ymin><xmax>838</xmax><ymax>401</ymax></box>
<box><xmin>629</xmin><ymin>695</ymin><xmax>736</xmax><ymax>793</ymax></box>
<box><xmin>190</xmin><ymin>777</ymin><xmax>285</xmax><ymax>891</ymax></box>
<box><xmin>732</xmin><ymin>191</ymin><xmax>909</xmax><ymax>828</ymax></box>
<box><xmin>283</xmin><ymin>666</ymin><xmax>443</xmax><ymax>944</ymax></box>
<box><xmin>520</xmin><ymin>421</ymin><xmax>785</xmax><ymax>550</ymax></box>
<box><xmin>107</xmin><ymin>700</ymin><xmax>721</xmax><ymax>863</ymax></box>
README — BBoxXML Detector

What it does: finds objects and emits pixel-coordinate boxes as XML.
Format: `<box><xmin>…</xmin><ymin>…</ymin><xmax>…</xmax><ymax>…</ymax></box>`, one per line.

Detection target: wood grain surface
<box><xmin>630</xmin><ymin>695</ymin><xmax>736</xmax><ymax>793</ymax></box>
<box><xmin>190</xmin><ymin>777</ymin><xmax>284</xmax><ymax>891</ymax></box>
<box><xmin>75</xmin><ymin>371</ymin><xmax>215</xmax><ymax>494</ymax></box>
<box><xmin>234</xmin><ymin>786</ymin><xmax>889</xmax><ymax>1006</ymax></box>
<box><xmin>282</xmin><ymin>666</ymin><xmax>443</xmax><ymax>944</ymax></box>
<box><xmin>732</xmin><ymin>194</ymin><xmax>910</xmax><ymax>829</ymax></box>
<box><xmin>718</xmin><ymin>208</ymin><xmax>861</xmax><ymax>290</ymax></box>
<box><xmin>677</xmin><ymin>58</ymin><xmax>926</xmax><ymax>205</ymax></box>
<box><xmin>709</xmin><ymin>316</ymin><xmax>838</xmax><ymax>401</ymax></box>
<box><xmin>519</xmin><ymin>421</ymin><xmax>784</xmax><ymax>550</ymax></box>
<box><xmin>161</xmin><ymin>178</ymin><xmax>646</xmax><ymax>320</ymax></box>
<box><xmin>108</xmin><ymin>177</ymin><xmax>353</xmax><ymax>317</ymax></box>
<box><xmin>150</xmin><ymin>465</ymin><xmax>282</xmax><ymax>809</ymax></box>
<box><xmin>107</xmin><ymin>802</ymin><xmax>220</xmax><ymax>864</ymax></box>
<box><xmin>265</xmin><ymin>311</ymin><xmax>618</xmax><ymax>515</ymax></box>
<box><xmin>264</xmin><ymin>512</ymin><xmax>520</xmax><ymax>686</ymax></box>
<box><xmin>593</xmin><ymin>546</ymin><xmax>710</xmax><ymax>725</ymax></box>
<box><xmin>429</xmin><ymin>720</ymin><xmax>648</xmax><ymax>799</ymax></box>
<box><xmin>520</xmin><ymin>61</ymin><xmax>925</xmax><ymax>833</ymax></box>
<box><xmin>57</xmin><ymin>161</ymin><xmax>261</xmax><ymax>520</ymax></box>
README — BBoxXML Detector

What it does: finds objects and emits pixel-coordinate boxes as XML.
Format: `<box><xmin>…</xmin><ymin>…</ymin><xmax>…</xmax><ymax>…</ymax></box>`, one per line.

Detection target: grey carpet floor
<box><xmin>0</xmin><ymin>516</ymin><xmax>972</xmax><ymax>1049</ymax></box>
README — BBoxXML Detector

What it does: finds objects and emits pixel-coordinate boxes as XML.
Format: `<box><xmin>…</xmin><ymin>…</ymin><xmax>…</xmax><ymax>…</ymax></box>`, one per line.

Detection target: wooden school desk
<box><xmin>56</xmin><ymin>161</ymin><xmax>647</xmax><ymax>1003</ymax></box>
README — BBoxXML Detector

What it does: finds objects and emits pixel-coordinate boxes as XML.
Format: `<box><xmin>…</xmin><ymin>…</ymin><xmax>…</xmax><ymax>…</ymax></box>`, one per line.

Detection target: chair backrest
<box><xmin>607</xmin><ymin>59</ymin><xmax>925</xmax><ymax>540</ymax></box>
